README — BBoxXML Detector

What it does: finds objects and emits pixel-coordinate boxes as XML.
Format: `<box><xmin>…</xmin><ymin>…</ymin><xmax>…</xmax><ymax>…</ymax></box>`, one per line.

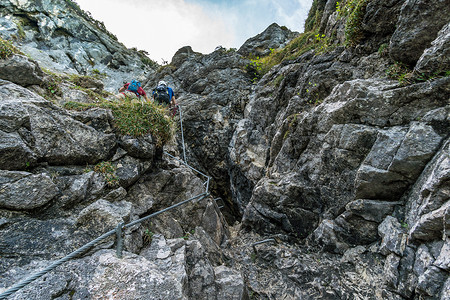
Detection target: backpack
<box><xmin>127</xmin><ymin>80</ymin><xmax>141</xmax><ymax>96</ymax></box>
<box><xmin>153</xmin><ymin>85</ymin><xmax>170</xmax><ymax>105</ymax></box>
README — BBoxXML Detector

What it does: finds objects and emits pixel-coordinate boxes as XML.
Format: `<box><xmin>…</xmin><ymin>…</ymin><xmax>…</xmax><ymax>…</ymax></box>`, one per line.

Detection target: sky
<box><xmin>75</xmin><ymin>0</ymin><xmax>313</xmax><ymax>64</ymax></box>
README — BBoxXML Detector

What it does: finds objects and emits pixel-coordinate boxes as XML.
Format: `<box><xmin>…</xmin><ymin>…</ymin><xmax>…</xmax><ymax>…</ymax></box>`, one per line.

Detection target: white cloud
<box><xmin>75</xmin><ymin>0</ymin><xmax>313</xmax><ymax>63</ymax></box>
<box><xmin>76</xmin><ymin>0</ymin><xmax>234</xmax><ymax>63</ymax></box>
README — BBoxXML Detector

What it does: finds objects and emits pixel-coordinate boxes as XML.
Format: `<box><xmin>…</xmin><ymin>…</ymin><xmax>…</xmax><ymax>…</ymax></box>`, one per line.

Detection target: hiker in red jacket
<box><xmin>116</xmin><ymin>80</ymin><xmax>150</xmax><ymax>102</ymax></box>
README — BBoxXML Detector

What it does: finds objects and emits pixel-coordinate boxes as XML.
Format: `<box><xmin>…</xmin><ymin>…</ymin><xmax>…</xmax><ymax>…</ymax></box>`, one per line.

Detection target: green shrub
<box><xmin>143</xmin><ymin>227</ymin><xmax>154</xmax><ymax>245</ymax></box>
<box><xmin>245</xmin><ymin>29</ymin><xmax>335</xmax><ymax>79</ymax></box>
<box><xmin>337</xmin><ymin>0</ymin><xmax>369</xmax><ymax>46</ymax></box>
<box><xmin>0</xmin><ymin>37</ymin><xmax>20</xmax><ymax>59</ymax></box>
<box><xmin>245</xmin><ymin>57</ymin><xmax>264</xmax><ymax>82</ymax></box>
<box><xmin>304</xmin><ymin>0</ymin><xmax>325</xmax><ymax>31</ymax></box>
<box><xmin>64</xmin><ymin>99</ymin><xmax>175</xmax><ymax>145</ymax></box>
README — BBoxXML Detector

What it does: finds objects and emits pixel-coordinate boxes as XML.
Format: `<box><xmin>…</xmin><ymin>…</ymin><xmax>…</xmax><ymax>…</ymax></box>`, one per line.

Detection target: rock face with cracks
<box><xmin>1</xmin><ymin>0</ymin><xmax>450</xmax><ymax>299</ymax></box>
<box><xmin>0</xmin><ymin>0</ymin><xmax>156</xmax><ymax>91</ymax></box>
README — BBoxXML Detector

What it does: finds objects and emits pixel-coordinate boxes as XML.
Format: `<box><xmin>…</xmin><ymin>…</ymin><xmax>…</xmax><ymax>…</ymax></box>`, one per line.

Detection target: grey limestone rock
<box><xmin>0</xmin><ymin>170</ymin><xmax>58</xmax><ymax>210</ymax></box>
<box><xmin>415</xmin><ymin>22</ymin><xmax>450</xmax><ymax>75</ymax></box>
<box><xmin>0</xmin><ymin>81</ymin><xmax>117</xmax><ymax>167</ymax></box>
<box><xmin>1</xmin><ymin>0</ymin><xmax>450</xmax><ymax>298</ymax></box>
<box><xmin>0</xmin><ymin>0</ymin><xmax>155</xmax><ymax>91</ymax></box>
<box><xmin>214</xmin><ymin>265</ymin><xmax>246</xmax><ymax>300</ymax></box>
<box><xmin>0</xmin><ymin>54</ymin><xmax>45</xmax><ymax>86</ymax></box>
<box><xmin>389</xmin><ymin>0</ymin><xmax>450</xmax><ymax>66</ymax></box>
<box><xmin>378</xmin><ymin>216</ymin><xmax>408</xmax><ymax>256</ymax></box>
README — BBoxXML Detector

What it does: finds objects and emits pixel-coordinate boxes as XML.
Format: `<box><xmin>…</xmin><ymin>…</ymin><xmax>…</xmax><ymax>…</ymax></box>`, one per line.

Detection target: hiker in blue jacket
<box><xmin>152</xmin><ymin>81</ymin><xmax>177</xmax><ymax>107</ymax></box>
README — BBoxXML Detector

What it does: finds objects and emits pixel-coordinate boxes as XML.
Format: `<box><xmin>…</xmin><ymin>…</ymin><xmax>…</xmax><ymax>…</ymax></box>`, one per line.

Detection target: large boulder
<box><xmin>0</xmin><ymin>234</ymin><xmax>245</xmax><ymax>300</ymax></box>
<box><xmin>241</xmin><ymin>76</ymin><xmax>449</xmax><ymax>240</ymax></box>
<box><xmin>415</xmin><ymin>22</ymin><xmax>450</xmax><ymax>75</ymax></box>
<box><xmin>406</xmin><ymin>138</ymin><xmax>450</xmax><ymax>242</ymax></box>
<box><xmin>0</xmin><ymin>249</ymin><xmax>187</xmax><ymax>300</ymax></box>
<box><xmin>0</xmin><ymin>80</ymin><xmax>117</xmax><ymax>169</ymax></box>
<box><xmin>0</xmin><ymin>170</ymin><xmax>59</xmax><ymax>210</ymax></box>
<box><xmin>0</xmin><ymin>54</ymin><xmax>45</xmax><ymax>86</ymax></box>
<box><xmin>170</xmin><ymin>46</ymin><xmax>202</xmax><ymax>68</ymax></box>
<box><xmin>389</xmin><ymin>0</ymin><xmax>450</xmax><ymax>66</ymax></box>
<box><xmin>124</xmin><ymin>162</ymin><xmax>229</xmax><ymax>247</ymax></box>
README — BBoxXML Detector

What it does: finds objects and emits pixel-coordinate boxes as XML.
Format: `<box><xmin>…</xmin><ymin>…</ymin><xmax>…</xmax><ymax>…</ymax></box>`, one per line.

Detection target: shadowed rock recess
<box><xmin>0</xmin><ymin>0</ymin><xmax>449</xmax><ymax>299</ymax></box>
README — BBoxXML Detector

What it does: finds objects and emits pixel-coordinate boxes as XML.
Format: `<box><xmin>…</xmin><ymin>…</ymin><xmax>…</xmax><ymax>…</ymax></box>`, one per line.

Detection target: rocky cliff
<box><xmin>0</xmin><ymin>0</ymin><xmax>157</xmax><ymax>91</ymax></box>
<box><xmin>0</xmin><ymin>0</ymin><xmax>449</xmax><ymax>299</ymax></box>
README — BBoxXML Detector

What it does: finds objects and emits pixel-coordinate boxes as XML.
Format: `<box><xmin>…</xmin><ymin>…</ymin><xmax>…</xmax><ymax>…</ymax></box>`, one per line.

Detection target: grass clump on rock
<box><xmin>336</xmin><ymin>0</ymin><xmax>369</xmax><ymax>46</ymax></box>
<box><xmin>93</xmin><ymin>161</ymin><xmax>119</xmax><ymax>187</ymax></box>
<box><xmin>0</xmin><ymin>37</ymin><xmax>22</xmax><ymax>59</ymax></box>
<box><xmin>65</xmin><ymin>98</ymin><xmax>175</xmax><ymax>146</ymax></box>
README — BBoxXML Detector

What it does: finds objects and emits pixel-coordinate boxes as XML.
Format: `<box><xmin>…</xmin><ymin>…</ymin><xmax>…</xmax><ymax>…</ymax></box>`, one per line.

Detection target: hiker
<box><xmin>152</xmin><ymin>80</ymin><xmax>177</xmax><ymax>108</ymax></box>
<box><xmin>116</xmin><ymin>80</ymin><xmax>150</xmax><ymax>102</ymax></box>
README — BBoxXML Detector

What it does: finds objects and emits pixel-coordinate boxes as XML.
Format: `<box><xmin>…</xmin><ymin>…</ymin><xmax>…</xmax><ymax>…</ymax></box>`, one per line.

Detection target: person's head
<box><xmin>158</xmin><ymin>80</ymin><xmax>167</xmax><ymax>87</ymax></box>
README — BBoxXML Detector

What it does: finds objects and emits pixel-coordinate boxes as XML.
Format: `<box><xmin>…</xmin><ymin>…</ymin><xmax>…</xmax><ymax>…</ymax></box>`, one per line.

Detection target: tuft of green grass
<box><xmin>143</xmin><ymin>227</ymin><xmax>154</xmax><ymax>245</ymax></box>
<box><xmin>181</xmin><ymin>229</ymin><xmax>195</xmax><ymax>240</ymax></box>
<box><xmin>377</xmin><ymin>43</ymin><xmax>389</xmax><ymax>57</ymax></box>
<box><xmin>386</xmin><ymin>62</ymin><xmax>450</xmax><ymax>86</ymax></box>
<box><xmin>344</xmin><ymin>0</ymin><xmax>369</xmax><ymax>46</ymax></box>
<box><xmin>386</xmin><ymin>62</ymin><xmax>414</xmax><ymax>85</ymax></box>
<box><xmin>0</xmin><ymin>37</ymin><xmax>22</xmax><ymax>59</ymax></box>
<box><xmin>93</xmin><ymin>161</ymin><xmax>119</xmax><ymax>186</ymax></box>
<box><xmin>39</xmin><ymin>69</ymin><xmax>64</xmax><ymax>100</ymax></box>
<box><xmin>91</xmin><ymin>69</ymin><xmax>107</xmax><ymax>79</ymax></box>
<box><xmin>13</xmin><ymin>20</ymin><xmax>26</xmax><ymax>40</ymax></box>
<box><xmin>64</xmin><ymin>99</ymin><xmax>175</xmax><ymax>145</ymax></box>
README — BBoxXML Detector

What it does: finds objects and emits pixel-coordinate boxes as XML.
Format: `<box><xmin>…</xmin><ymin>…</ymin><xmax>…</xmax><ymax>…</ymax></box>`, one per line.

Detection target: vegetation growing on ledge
<box><xmin>386</xmin><ymin>62</ymin><xmax>450</xmax><ymax>86</ymax></box>
<box><xmin>64</xmin><ymin>99</ymin><xmax>175</xmax><ymax>145</ymax></box>
<box><xmin>304</xmin><ymin>0</ymin><xmax>326</xmax><ymax>32</ymax></box>
<box><xmin>336</xmin><ymin>0</ymin><xmax>369</xmax><ymax>46</ymax></box>
<box><xmin>39</xmin><ymin>69</ymin><xmax>112</xmax><ymax>102</ymax></box>
<box><xmin>245</xmin><ymin>29</ymin><xmax>333</xmax><ymax>79</ymax></box>
<box><xmin>245</xmin><ymin>0</ymin><xmax>372</xmax><ymax>80</ymax></box>
<box><xmin>0</xmin><ymin>37</ymin><xmax>22</xmax><ymax>59</ymax></box>
<box><xmin>38</xmin><ymin>69</ymin><xmax>174</xmax><ymax>145</ymax></box>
